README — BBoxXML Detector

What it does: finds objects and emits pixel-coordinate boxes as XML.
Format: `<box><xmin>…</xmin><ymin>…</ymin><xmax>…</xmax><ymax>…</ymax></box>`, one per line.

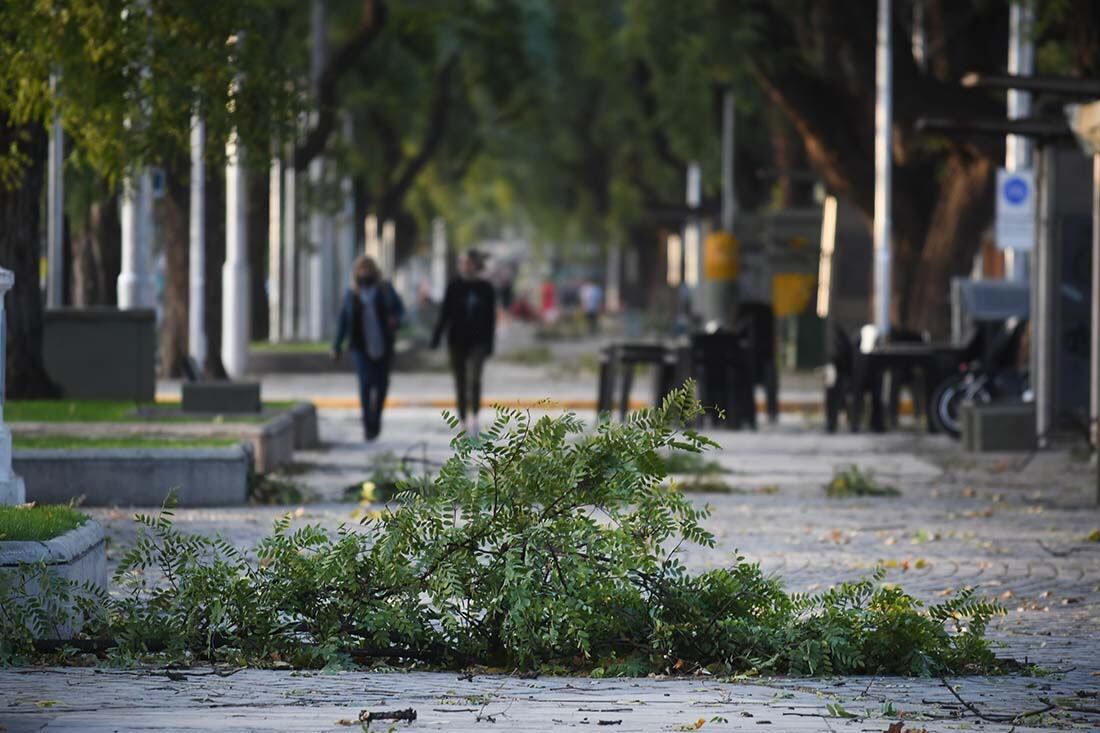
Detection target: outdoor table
<box><xmin>855</xmin><ymin>342</ymin><xmax>964</xmax><ymax>432</ymax></box>
<box><xmin>596</xmin><ymin>342</ymin><xmax>681</xmax><ymax>420</ymax></box>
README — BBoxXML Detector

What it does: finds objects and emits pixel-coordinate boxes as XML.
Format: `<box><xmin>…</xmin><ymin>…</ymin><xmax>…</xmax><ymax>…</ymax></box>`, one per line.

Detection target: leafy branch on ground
<box><xmin>1</xmin><ymin>386</ymin><xmax>1003</xmax><ymax>675</ymax></box>
<box><xmin>825</xmin><ymin>465</ymin><xmax>901</xmax><ymax>498</ymax></box>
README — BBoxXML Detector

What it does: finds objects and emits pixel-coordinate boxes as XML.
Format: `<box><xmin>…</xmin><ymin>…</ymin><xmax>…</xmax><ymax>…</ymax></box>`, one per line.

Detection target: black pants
<box><xmin>449</xmin><ymin>346</ymin><xmax>487</xmax><ymax>421</ymax></box>
<box><xmin>351</xmin><ymin>350</ymin><xmax>391</xmax><ymax>439</ymax></box>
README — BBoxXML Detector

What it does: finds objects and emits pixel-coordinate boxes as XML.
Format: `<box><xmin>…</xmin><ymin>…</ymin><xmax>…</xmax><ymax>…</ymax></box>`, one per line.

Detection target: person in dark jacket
<box><xmin>332</xmin><ymin>256</ymin><xmax>405</xmax><ymax>441</ymax></box>
<box><xmin>431</xmin><ymin>250</ymin><xmax>496</xmax><ymax>434</ymax></box>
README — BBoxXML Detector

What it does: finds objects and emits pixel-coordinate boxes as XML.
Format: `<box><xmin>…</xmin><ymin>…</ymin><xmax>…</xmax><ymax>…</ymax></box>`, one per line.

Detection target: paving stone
<box><xmin>4</xmin><ymin>364</ymin><xmax>1100</xmax><ymax>731</ymax></box>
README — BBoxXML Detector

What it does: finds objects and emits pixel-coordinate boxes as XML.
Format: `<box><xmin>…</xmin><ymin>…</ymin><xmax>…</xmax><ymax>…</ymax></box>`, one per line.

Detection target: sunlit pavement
<box><xmin>4</xmin><ymin>358</ymin><xmax>1099</xmax><ymax>731</ymax></box>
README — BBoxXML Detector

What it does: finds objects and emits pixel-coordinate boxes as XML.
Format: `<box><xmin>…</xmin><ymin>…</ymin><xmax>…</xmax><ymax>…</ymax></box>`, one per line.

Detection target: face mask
<box><xmin>357</xmin><ymin>274</ymin><xmax>377</xmax><ymax>287</ymax></box>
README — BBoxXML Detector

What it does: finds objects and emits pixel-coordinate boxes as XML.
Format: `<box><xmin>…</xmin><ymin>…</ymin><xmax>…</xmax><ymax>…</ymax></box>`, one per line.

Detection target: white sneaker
<box><xmin>470</xmin><ymin>416</ymin><xmax>480</xmax><ymax>437</ymax></box>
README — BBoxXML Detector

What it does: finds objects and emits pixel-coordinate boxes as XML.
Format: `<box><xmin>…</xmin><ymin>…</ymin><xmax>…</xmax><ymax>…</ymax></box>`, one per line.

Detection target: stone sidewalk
<box><xmin>2</xmin><ymin>403</ymin><xmax>1099</xmax><ymax>731</ymax></box>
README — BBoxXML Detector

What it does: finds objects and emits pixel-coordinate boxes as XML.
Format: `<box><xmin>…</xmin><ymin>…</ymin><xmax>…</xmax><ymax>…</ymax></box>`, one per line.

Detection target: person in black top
<box><xmin>332</xmin><ymin>256</ymin><xmax>405</xmax><ymax>441</ymax></box>
<box><xmin>431</xmin><ymin>250</ymin><xmax>496</xmax><ymax>434</ymax></box>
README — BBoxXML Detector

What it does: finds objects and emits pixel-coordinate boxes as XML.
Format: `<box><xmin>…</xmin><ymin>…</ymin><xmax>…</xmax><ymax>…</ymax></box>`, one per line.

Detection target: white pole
<box><xmin>46</xmin><ymin>73</ymin><xmax>64</xmax><ymax>309</ymax></box>
<box><xmin>306</xmin><ymin>0</ymin><xmax>332</xmax><ymax>341</ymax></box>
<box><xmin>222</xmin><ymin>129</ymin><xmax>249</xmax><ymax>378</ymax></box>
<box><xmin>430</xmin><ymin>217</ymin><xmax>447</xmax><ymax>302</ymax></box>
<box><xmin>118</xmin><ymin>173</ymin><xmax>151</xmax><ymax>309</ymax></box>
<box><xmin>873</xmin><ymin>0</ymin><xmax>893</xmax><ymax>337</ymax></box>
<box><xmin>685</xmin><ymin>161</ymin><xmax>703</xmax><ymax>316</ymax></box>
<box><xmin>1005</xmin><ymin>0</ymin><xmax>1035</xmax><ymax>282</ymax></box>
<box><xmin>606</xmin><ymin>244</ymin><xmax>622</xmax><ymax>312</ymax></box>
<box><xmin>188</xmin><ymin>115</ymin><xmax>206</xmax><ymax>371</ymax></box>
<box><xmin>365</xmin><ymin>214</ymin><xmax>380</xmax><ymax>258</ymax></box>
<box><xmin>282</xmin><ymin>160</ymin><xmax>297</xmax><ymax>340</ymax></box>
<box><xmin>268</xmin><ymin>155</ymin><xmax>282</xmax><ymax>343</ymax></box>
<box><xmin>0</xmin><ymin>269</ymin><xmax>26</xmax><ymax>505</ymax></box>
<box><xmin>381</xmin><ymin>219</ymin><xmax>396</xmax><ymax>277</ymax></box>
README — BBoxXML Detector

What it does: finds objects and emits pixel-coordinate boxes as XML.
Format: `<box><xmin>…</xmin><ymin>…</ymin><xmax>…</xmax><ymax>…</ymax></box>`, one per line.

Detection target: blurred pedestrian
<box><xmin>579</xmin><ymin>278</ymin><xmax>603</xmax><ymax>334</ymax></box>
<box><xmin>332</xmin><ymin>256</ymin><xmax>405</xmax><ymax>441</ymax></box>
<box><xmin>431</xmin><ymin>249</ymin><xmax>496</xmax><ymax>435</ymax></box>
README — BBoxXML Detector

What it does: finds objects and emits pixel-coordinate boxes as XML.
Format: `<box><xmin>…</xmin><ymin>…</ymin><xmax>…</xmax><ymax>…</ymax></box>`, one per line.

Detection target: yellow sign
<box><xmin>772</xmin><ymin>272</ymin><xmax>816</xmax><ymax>317</ymax></box>
<box><xmin>704</xmin><ymin>231</ymin><xmax>739</xmax><ymax>281</ymax></box>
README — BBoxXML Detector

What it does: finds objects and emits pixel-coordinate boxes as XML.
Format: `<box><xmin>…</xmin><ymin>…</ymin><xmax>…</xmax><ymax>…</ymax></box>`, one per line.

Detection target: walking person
<box><xmin>432</xmin><ymin>250</ymin><xmax>496</xmax><ymax>435</ymax></box>
<box><xmin>332</xmin><ymin>256</ymin><xmax>405</xmax><ymax>441</ymax></box>
<box><xmin>579</xmin><ymin>277</ymin><xmax>603</xmax><ymax>335</ymax></box>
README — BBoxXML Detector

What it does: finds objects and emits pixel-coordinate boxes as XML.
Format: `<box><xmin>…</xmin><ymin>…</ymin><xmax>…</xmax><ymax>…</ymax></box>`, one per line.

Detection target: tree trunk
<box><xmin>0</xmin><ymin>119</ymin><xmax>57</xmax><ymax>398</ymax></box>
<box><xmin>906</xmin><ymin>151</ymin><xmax>994</xmax><ymax>334</ymax></box>
<box><xmin>204</xmin><ymin>164</ymin><xmax>227</xmax><ymax>379</ymax></box>
<box><xmin>71</xmin><ymin>183</ymin><xmax>121</xmax><ymax>307</ymax></box>
<box><xmin>160</xmin><ymin>155</ymin><xmax>190</xmax><ymax>378</ymax></box>
<box><xmin>247</xmin><ymin>171</ymin><xmax>269</xmax><ymax>341</ymax></box>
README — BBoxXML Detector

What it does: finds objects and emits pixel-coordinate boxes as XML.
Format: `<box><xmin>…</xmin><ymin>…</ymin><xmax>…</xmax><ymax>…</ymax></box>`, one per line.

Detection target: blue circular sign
<box><xmin>1003</xmin><ymin>176</ymin><xmax>1029</xmax><ymax>204</ymax></box>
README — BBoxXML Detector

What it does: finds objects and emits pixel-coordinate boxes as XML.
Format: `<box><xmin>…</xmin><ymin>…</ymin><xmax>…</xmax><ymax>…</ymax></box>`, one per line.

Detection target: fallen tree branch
<box><xmin>939</xmin><ymin>677</ymin><xmax>1057</xmax><ymax>723</ymax></box>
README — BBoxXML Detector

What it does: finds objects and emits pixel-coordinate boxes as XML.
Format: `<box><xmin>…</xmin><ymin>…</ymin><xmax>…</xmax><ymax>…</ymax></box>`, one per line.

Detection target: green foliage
<box><xmin>0</xmin><ymin>388</ymin><xmax>1004</xmax><ymax>676</ymax></box>
<box><xmin>248</xmin><ymin>474</ymin><xmax>313</xmax><ymax>506</ymax></box>
<box><xmin>824</xmin><ymin>465</ymin><xmax>901</xmax><ymax>498</ymax></box>
<box><xmin>0</xmin><ymin>0</ymin><xmax>304</xmax><ymax>186</ymax></box>
<box><xmin>0</xmin><ymin>562</ymin><xmax>107</xmax><ymax>665</ymax></box>
<box><xmin>659</xmin><ymin>450</ymin><xmax>729</xmax><ymax>477</ymax></box>
<box><xmin>0</xmin><ymin>505</ymin><xmax>87</xmax><ymax>542</ymax></box>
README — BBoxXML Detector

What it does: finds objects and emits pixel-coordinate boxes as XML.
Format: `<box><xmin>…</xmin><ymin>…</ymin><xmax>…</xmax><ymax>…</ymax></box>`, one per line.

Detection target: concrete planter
<box><xmin>0</xmin><ymin>520</ymin><xmax>107</xmax><ymax>638</ymax></box>
<box><xmin>290</xmin><ymin>402</ymin><xmax>320</xmax><ymax>450</ymax></box>
<box><xmin>13</xmin><ymin>410</ymin><xmax>296</xmax><ymax>475</ymax></box>
<box><xmin>16</xmin><ymin>446</ymin><xmax>250</xmax><ymax>507</ymax></box>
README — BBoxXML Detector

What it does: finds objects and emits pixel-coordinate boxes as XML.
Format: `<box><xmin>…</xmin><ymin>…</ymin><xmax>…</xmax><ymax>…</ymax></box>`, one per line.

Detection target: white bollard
<box><xmin>0</xmin><ymin>269</ymin><xmax>26</xmax><ymax>505</ymax></box>
<box><xmin>222</xmin><ymin>131</ymin><xmax>249</xmax><ymax>378</ymax></box>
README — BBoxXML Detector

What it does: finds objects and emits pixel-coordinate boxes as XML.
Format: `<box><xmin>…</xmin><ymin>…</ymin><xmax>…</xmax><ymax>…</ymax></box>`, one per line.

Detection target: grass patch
<box><xmin>250</xmin><ymin>341</ymin><xmax>330</xmax><ymax>354</ymax></box>
<box><xmin>13</xmin><ymin>435</ymin><xmax>240</xmax><ymax>450</ymax></box>
<box><xmin>6</xmin><ymin>400</ymin><xmax>140</xmax><ymax>423</ymax></box>
<box><xmin>670</xmin><ymin>479</ymin><xmax>781</xmax><ymax>495</ymax></box>
<box><xmin>825</xmin><ymin>465</ymin><xmax>901</xmax><ymax>498</ymax></box>
<box><xmin>7</xmin><ymin>400</ymin><xmax>298</xmax><ymax>424</ymax></box>
<box><xmin>660</xmin><ymin>450</ymin><xmax>729</xmax><ymax>476</ymax></box>
<box><xmin>1085</xmin><ymin>529</ymin><xmax>1100</xmax><ymax>543</ymax></box>
<box><xmin>497</xmin><ymin>345</ymin><xmax>552</xmax><ymax>366</ymax></box>
<box><xmin>0</xmin><ymin>505</ymin><xmax>87</xmax><ymax>542</ymax></box>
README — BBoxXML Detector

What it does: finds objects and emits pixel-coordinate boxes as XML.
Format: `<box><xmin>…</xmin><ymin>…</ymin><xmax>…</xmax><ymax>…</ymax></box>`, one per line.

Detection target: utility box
<box><xmin>961</xmin><ymin>401</ymin><xmax>1037</xmax><ymax>452</ymax></box>
<box><xmin>43</xmin><ymin>308</ymin><xmax>156</xmax><ymax>402</ymax></box>
<box><xmin>182</xmin><ymin>382</ymin><xmax>262</xmax><ymax>414</ymax></box>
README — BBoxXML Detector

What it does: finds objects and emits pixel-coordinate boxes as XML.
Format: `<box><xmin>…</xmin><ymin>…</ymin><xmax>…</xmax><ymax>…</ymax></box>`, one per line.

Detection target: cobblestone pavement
<box><xmin>3</xmin><ymin>400</ymin><xmax>1100</xmax><ymax>731</ymax></box>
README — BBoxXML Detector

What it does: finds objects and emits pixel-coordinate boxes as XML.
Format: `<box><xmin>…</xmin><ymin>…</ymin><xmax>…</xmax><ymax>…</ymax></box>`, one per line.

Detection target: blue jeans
<box><xmin>351</xmin><ymin>350</ymin><xmax>391</xmax><ymax>439</ymax></box>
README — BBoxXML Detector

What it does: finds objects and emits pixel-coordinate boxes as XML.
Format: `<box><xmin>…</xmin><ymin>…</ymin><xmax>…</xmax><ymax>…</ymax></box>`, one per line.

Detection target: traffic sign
<box><xmin>996</xmin><ymin>168</ymin><xmax>1035</xmax><ymax>251</ymax></box>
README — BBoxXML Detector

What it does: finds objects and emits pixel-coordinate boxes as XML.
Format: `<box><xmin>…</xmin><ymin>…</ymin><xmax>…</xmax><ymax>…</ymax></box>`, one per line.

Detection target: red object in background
<box><xmin>540</xmin><ymin>281</ymin><xmax>557</xmax><ymax>315</ymax></box>
<box><xmin>509</xmin><ymin>297</ymin><xmax>536</xmax><ymax>321</ymax></box>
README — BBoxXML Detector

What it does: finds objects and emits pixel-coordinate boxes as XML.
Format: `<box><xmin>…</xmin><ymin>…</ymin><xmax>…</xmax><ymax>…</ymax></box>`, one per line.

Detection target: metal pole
<box><xmin>282</xmin><ymin>158</ymin><xmax>297</xmax><ymax>340</ymax></box>
<box><xmin>873</xmin><ymin>0</ymin><xmax>893</xmax><ymax>338</ymax></box>
<box><xmin>46</xmin><ymin>73</ymin><xmax>64</xmax><ymax>309</ymax></box>
<box><xmin>686</xmin><ymin>162</ymin><xmax>702</xmax><ymax>316</ymax></box>
<box><xmin>117</xmin><ymin>173</ymin><xmax>148</xmax><ymax>309</ymax></box>
<box><xmin>1091</xmin><ymin>152</ymin><xmax>1100</xmax><ymax>502</ymax></box>
<box><xmin>1034</xmin><ymin>144</ymin><xmax>1056</xmax><ymax>446</ymax></box>
<box><xmin>1006</xmin><ymin>0</ymin><xmax>1035</xmax><ymax>282</ymax></box>
<box><xmin>721</xmin><ymin>91</ymin><xmax>736</xmax><ymax>233</ymax></box>
<box><xmin>430</xmin><ymin>217</ymin><xmax>447</xmax><ymax>302</ymax></box>
<box><xmin>188</xmin><ymin>115</ymin><xmax>206</xmax><ymax>371</ymax></box>
<box><xmin>307</xmin><ymin>0</ymin><xmax>331</xmax><ymax>341</ymax></box>
<box><xmin>268</xmin><ymin>155</ymin><xmax>282</xmax><ymax>343</ymax></box>
<box><xmin>222</xmin><ymin>129</ymin><xmax>249</xmax><ymax>378</ymax></box>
